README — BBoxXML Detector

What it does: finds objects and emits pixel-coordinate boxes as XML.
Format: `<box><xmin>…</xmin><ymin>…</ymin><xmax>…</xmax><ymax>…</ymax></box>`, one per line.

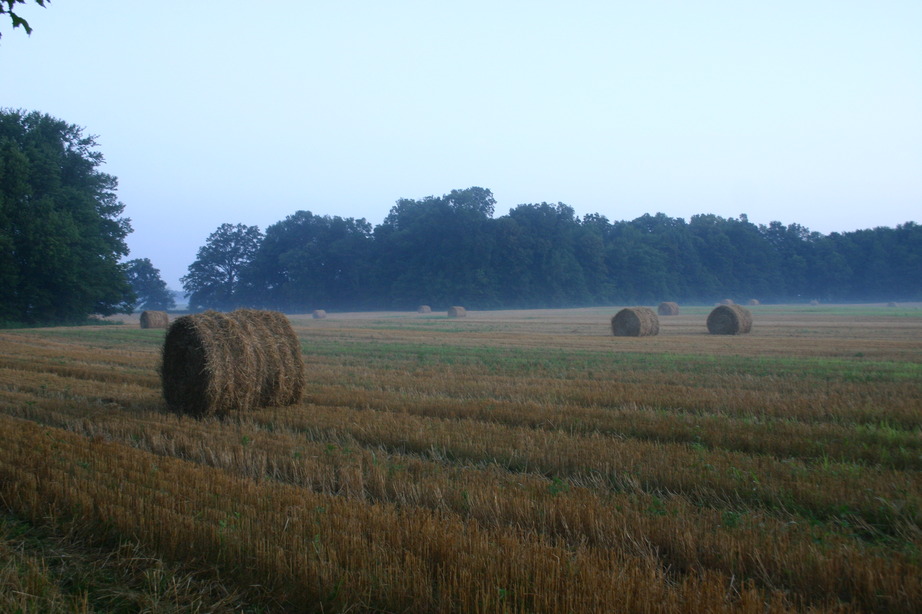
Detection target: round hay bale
<box><xmin>160</xmin><ymin>309</ymin><xmax>305</xmax><ymax>418</ymax></box>
<box><xmin>140</xmin><ymin>310</ymin><xmax>169</xmax><ymax>329</ymax></box>
<box><xmin>312</xmin><ymin>309</ymin><xmax>327</xmax><ymax>319</ymax></box>
<box><xmin>707</xmin><ymin>304</ymin><xmax>753</xmax><ymax>335</ymax></box>
<box><xmin>417</xmin><ymin>305</ymin><xmax>432</xmax><ymax>314</ymax></box>
<box><xmin>447</xmin><ymin>306</ymin><xmax>467</xmax><ymax>318</ymax></box>
<box><xmin>719</xmin><ymin>298</ymin><xmax>735</xmax><ymax>306</ymax></box>
<box><xmin>611</xmin><ymin>307</ymin><xmax>660</xmax><ymax>337</ymax></box>
<box><xmin>657</xmin><ymin>301</ymin><xmax>679</xmax><ymax>316</ymax></box>
<box><xmin>747</xmin><ymin>299</ymin><xmax>760</xmax><ymax>306</ymax></box>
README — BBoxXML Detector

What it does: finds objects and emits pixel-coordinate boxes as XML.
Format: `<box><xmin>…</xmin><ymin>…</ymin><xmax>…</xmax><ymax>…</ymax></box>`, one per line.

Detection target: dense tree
<box><xmin>182</xmin><ymin>185</ymin><xmax>920</xmax><ymax>311</ymax></box>
<box><xmin>374</xmin><ymin>187</ymin><xmax>497</xmax><ymax>308</ymax></box>
<box><xmin>240</xmin><ymin>211</ymin><xmax>374</xmax><ymax>311</ymax></box>
<box><xmin>181</xmin><ymin>223</ymin><xmax>262</xmax><ymax>311</ymax></box>
<box><xmin>0</xmin><ymin>109</ymin><xmax>133</xmax><ymax>324</ymax></box>
<box><xmin>124</xmin><ymin>258</ymin><xmax>175</xmax><ymax>311</ymax></box>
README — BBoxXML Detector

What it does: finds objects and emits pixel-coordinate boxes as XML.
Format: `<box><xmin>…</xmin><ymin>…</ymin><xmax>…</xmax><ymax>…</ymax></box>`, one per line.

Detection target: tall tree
<box><xmin>374</xmin><ymin>187</ymin><xmax>497</xmax><ymax>308</ymax></box>
<box><xmin>181</xmin><ymin>223</ymin><xmax>262</xmax><ymax>311</ymax></box>
<box><xmin>124</xmin><ymin>258</ymin><xmax>176</xmax><ymax>311</ymax></box>
<box><xmin>240</xmin><ymin>211</ymin><xmax>374</xmax><ymax>311</ymax></box>
<box><xmin>0</xmin><ymin>109</ymin><xmax>133</xmax><ymax>324</ymax></box>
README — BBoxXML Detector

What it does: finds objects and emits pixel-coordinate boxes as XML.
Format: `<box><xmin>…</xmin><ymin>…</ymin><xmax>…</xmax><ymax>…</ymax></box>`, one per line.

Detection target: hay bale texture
<box><xmin>611</xmin><ymin>307</ymin><xmax>660</xmax><ymax>337</ymax></box>
<box><xmin>140</xmin><ymin>310</ymin><xmax>169</xmax><ymax>329</ymax></box>
<box><xmin>160</xmin><ymin>309</ymin><xmax>305</xmax><ymax>418</ymax></box>
<box><xmin>417</xmin><ymin>305</ymin><xmax>432</xmax><ymax>314</ymax></box>
<box><xmin>707</xmin><ymin>304</ymin><xmax>753</xmax><ymax>335</ymax></box>
<box><xmin>657</xmin><ymin>302</ymin><xmax>680</xmax><ymax>316</ymax></box>
<box><xmin>447</xmin><ymin>306</ymin><xmax>467</xmax><ymax>318</ymax></box>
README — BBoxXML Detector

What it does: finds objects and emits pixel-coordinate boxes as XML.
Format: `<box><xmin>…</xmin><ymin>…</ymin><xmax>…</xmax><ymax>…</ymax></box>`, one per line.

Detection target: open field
<box><xmin>1</xmin><ymin>304</ymin><xmax>920</xmax><ymax>612</ymax></box>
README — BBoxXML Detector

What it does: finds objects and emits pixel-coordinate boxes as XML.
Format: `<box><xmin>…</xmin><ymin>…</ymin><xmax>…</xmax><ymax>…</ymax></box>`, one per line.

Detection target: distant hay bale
<box><xmin>657</xmin><ymin>302</ymin><xmax>679</xmax><ymax>316</ymax></box>
<box><xmin>160</xmin><ymin>309</ymin><xmax>305</xmax><ymax>418</ymax></box>
<box><xmin>312</xmin><ymin>309</ymin><xmax>327</xmax><ymax>319</ymax></box>
<box><xmin>747</xmin><ymin>299</ymin><xmax>760</xmax><ymax>306</ymax></box>
<box><xmin>447</xmin><ymin>306</ymin><xmax>467</xmax><ymax>318</ymax></box>
<box><xmin>719</xmin><ymin>298</ymin><xmax>735</xmax><ymax>306</ymax></box>
<box><xmin>707</xmin><ymin>304</ymin><xmax>753</xmax><ymax>335</ymax></box>
<box><xmin>417</xmin><ymin>305</ymin><xmax>432</xmax><ymax>314</ymax></box>
<box><xmin>611</xmin><ymin>307</ymin><xmax>660</xmax><ymax>337</ymax></box>
<box><xmin>140</xmin><ymin>310</ymin><xmax>169</xmax><ymax>329</ymax></box>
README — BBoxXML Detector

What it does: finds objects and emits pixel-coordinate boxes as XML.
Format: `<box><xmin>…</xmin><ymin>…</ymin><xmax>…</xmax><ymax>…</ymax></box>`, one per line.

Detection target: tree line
<box><xmin>2</xmin><ymin>108</ymin><xmax>918</xmax><ymax>325</ymax></box>
<box><xmin>182</xmin><ymin>187</ymin><xmax>921</xmax><ymax>312</ymax></box>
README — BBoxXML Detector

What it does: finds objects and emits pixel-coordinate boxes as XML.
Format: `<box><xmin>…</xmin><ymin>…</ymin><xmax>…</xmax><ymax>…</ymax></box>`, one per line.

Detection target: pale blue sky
<box><xmin>4</xmin><ymin>1</ymin><xmax>921</xmax><ymax>291</ymax></box>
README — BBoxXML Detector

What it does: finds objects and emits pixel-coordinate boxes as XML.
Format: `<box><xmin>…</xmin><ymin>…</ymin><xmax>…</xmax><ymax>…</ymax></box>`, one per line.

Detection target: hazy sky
<box><xmin>4</xmin><ymin>1</ymin><xmax>920</xmax><ymax>291</ymax></box>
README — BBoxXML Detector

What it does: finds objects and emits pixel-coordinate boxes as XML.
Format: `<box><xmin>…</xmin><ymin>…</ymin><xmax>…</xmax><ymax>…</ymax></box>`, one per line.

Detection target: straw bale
<box><xmin>719</xmin><ymin>299</ymin><xmax>735</xmax><ymax>306</ymax></box>
<box><xmin>447</xmin><ymin>306</ymin><xmax>467</xmax><ymax>318</ymax></box>
<box><xmin>312</xmin><ymin>309</ymin><xmax>327</xmax><ymax>319</ymax></box>
<box><xmin>747</xmin><ymin>299</ymin><xmax>761</xmax><ymax>306</ymax></box>
<box><xmin>611</xmin><ymin>307</ymin><xmax>660</xmax><ymax>337</ymax></box>
<box><xmin>417</xmin><ymin>305</ymin><xmax>432</xmax><ymax>314</ymax></box>
<box><xmin>707</xmin><ymin>304</ymin><xmax>753</xmax><ymax>335</ymax></box>
<box><xmin>140</xmin><ymin>310</ymin><xmax>169</xmax><ymax>329</ymax></box>
<box><xmin>160</xmin><ymin>309</ymin><xmax>305</xmax><ymax>417</ymax></box>
<box><xmin>657</xmin><ymin>302</ymin><xmax>680</xmax><ymax>316</ymax></box>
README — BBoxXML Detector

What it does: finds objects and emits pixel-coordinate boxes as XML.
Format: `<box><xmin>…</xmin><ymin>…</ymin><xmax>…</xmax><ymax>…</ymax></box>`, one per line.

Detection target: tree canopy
<box><xmin>0</xmin><ymin>109</ymin><xmax>133</xmax><ymax>325</ymax></box>
<box><xmin>124</xmin><ymin>258</ymin><xmax>175</xmax><ymax>311</ymax></box>
<box><xmin>181</xmin><ymin>223</ymin><xmax>262</xmax><ymax>312</ymax></box>
<box><xmin>181</xmin><ymin>186</ymin><xmax>921</xmax><ymax>312</ymax></box>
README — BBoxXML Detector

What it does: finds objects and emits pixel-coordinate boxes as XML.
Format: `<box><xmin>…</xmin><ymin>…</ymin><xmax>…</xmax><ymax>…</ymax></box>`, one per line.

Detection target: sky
<box><xmin>3</xmin><ymin>1</ymin><xmax>921</xmax><ymax>291</ymax></box>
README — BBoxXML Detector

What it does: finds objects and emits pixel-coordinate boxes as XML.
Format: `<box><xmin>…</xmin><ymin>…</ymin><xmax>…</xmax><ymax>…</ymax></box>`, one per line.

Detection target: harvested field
<box><xmin>0</xmin><ymin>304</ymin><xmax>920</xmax><ymax>613</ymax></box>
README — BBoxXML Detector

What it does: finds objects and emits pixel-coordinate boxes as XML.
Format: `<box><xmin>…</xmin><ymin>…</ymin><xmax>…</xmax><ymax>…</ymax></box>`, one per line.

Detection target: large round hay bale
<box><xmin>417</xmin><ymin>305</ymin><xmax>432</xmax><ymax>314</ymax></box>
<box><xmin>312</xmin><ymin>309</ymin><xmax>327</xmax><ymax>319</ymax></box>
<box><xmin>657</xmin><ymin>302</ymin><xmax>679</xmax><ymax>316</ymax></box>
<box><xmin>707</xmin><ymin>304</ymin><xmax>753</xmax><ymax>335</ymax></box>
<box><xmin>140</xmin><ymin>310</ymin><xmax>169</xmax><ymax>329</ymax></box>
<box><xmin>160</xmin><ymin>309</ymin><xmax>305</xmax><ymax>418</ymax></box>
<box><xmin>447</xmin><ymin>306</ymin><xmax>467</xmax><ymax>318</ymax></box>
<box><xmin>611</xmin><ymin>307</ymin><xmax>660</xmax><ymax>337</ymax></box>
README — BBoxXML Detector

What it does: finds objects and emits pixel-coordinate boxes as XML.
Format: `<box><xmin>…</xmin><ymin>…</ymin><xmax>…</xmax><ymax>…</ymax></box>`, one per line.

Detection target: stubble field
<box><xmin>0</xmin><ymin>304</ymin><xmax>920</xmax><ymax>613</ymax></box>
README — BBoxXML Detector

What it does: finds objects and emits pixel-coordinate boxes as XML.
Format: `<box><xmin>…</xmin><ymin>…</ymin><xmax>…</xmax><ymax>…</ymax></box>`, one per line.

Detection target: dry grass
<box><xmin>612</xmin><ymin>306</ymin><xmax>660</xmax><ymax>336</ymax></box>
<box><xmin>160</xmin><ymin>309</ymin><xmax>305</xmax><ymax>417</ymax></box>
<box><xmin>658</xmin><ymin>301</ymin><xmax>680</xmax><ymax>316</ymax></box>
<box><xmin>0</xmin><ymin>304</ymin><xmax>920</xmax><ymax>612</ymax></box>
<box><xmin>708</xmin><ymin>304</ymin><xmax>753</xmax><ymax>335</ymax></box>
<box><xmin>139</xmin><ymin>310</ymin><xmax>169</xmax><ymax>329</ymax></box>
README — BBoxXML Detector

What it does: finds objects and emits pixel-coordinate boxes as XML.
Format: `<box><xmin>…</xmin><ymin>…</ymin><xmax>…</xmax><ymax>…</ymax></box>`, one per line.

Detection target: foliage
<box><xmin>124</xmin><ymin>258</ymin><xmax>175</xmax><ymax>311</ymax></box>
<box><xmin>240</xmin><ymin>211</ymin><xmax>373</xmax><ymax>311</ymax></box>
<box><xmin>180</xmin><ymin>223</ymin><xmax>262</xmax><ymax>311</ymax></box>
<box><xmin>0</xmin><ymin>109</ymin><xmax>133</xmax><ymax>325</ymax></box>
<box><xmin>0</xmin><ymin>0</ymin><xmax>47</xmax><ymax>39</ymax></box>
<box><xmin>183</xmin><ymin>187</ymin><xmax>921</xmax><ymax>311</ymax></box>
